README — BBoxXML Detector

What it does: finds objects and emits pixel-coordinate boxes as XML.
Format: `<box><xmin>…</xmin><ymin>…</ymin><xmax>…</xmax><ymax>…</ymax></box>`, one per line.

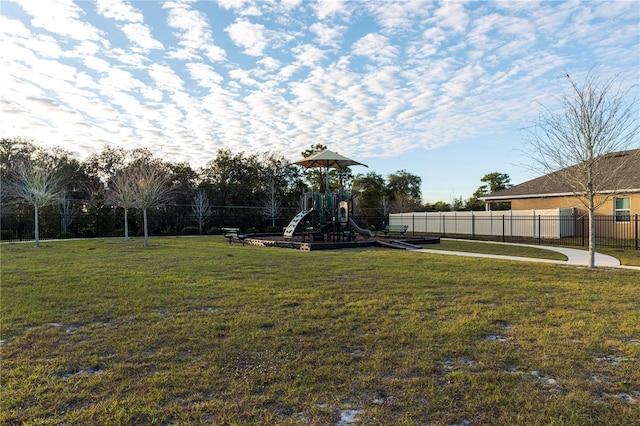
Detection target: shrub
<box><xmin>207</xmin><ymin>227</ymin><xmax>221</xmax><ymax>235</ymax></box>
<box><xmin>1</xmin><ymin>230</ymin><xmax>15</xmax><ymax>240</ymax></box>
<box><xmin>181</xmin><ymin>226</ymin><xmax>200</xmax><ymax>235</ymax></box>
<box><xmin>79</xmin><ymin>228</ymin><xmax>96</xmax><ymax>238</ymax></box>
<box><xmin>246</xmin><ymin>227</ymin><xmax>259</xmax><ymax>233</ymax></box>
<box><xmin>161</xmin><ymin>228</ymin><xmax>178</xmax><ymax>236</ymax></box>
<box><xmin>59</xmin><ymin>232</ymin><xmax>75</xmax><ymax>239</ymax></box>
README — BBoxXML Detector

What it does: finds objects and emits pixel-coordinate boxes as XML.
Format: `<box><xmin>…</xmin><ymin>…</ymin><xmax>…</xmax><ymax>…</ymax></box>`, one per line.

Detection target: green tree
<box><xmin>352</xmin><ymin>172</ymin><xmax>386</xmax><ymax>228</ymax></box>
<box><xmin>433</xmin><ymin>201</ymin><xmax>453</xmax><ymax>211</ymax></box>
<box><xmin>258</xmin><ymin>152</ymin><xmax>304</xmax><ymax>228</ymax></box>
<box><xmin>300</xmin><ymin>143</ymin><xmax>328</xmax><ymax>191</ymax></box>
<box><xmin>475</xmin><ymin>172</ymin><xmax>512</xmax><ymax>197</ymax></box>
<box><xmin>387</xmin><ymin>170</ymin><xmax>422</xmax><ymax>213</ymax></box>
<box><xmin>467</xmin><ymin>172</ymin><xmax>512</xmax><ymax>211</ymax></box>
<box><xmin>202</xmin><ymin>149</ymin><xmax>263</xmax><ymax>206</ymax></box>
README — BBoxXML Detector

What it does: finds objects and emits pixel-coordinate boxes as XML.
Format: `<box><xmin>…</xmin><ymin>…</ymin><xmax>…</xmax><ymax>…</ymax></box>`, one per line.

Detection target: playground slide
<box><xmin>348</xmin><ymin>218</ymin><xmax>375</xmax><ymax>238</ymax></box>
<box><xmin>283</xmin><ymin>210</ymin><xmax>313</xmax><ymax>239</ymax></box>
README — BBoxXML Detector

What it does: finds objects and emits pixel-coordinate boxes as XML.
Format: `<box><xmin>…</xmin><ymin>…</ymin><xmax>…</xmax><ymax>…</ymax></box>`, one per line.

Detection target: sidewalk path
<box><xmin>414</xmin><ymin>239</ymin><xmax>640</xmax><ymax>270</ymax></box>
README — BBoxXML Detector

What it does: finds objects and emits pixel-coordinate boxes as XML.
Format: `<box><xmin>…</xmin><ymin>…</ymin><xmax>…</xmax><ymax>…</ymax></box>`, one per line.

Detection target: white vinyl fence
<box><xmin>389</xmin><ymin>208</ymin><xmax>576</xmax><ymax>239</ymax></box>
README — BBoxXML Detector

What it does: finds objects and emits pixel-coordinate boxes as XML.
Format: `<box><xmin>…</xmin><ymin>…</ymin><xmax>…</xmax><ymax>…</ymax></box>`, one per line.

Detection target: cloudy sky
<box><xmin>2</xmin><ymin>0</ymin><xmax>638</xmax><ymax>202</ymax></box>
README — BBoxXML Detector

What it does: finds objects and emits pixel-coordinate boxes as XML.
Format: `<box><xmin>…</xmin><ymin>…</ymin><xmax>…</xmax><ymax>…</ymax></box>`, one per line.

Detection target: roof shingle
<box><xmin>483</xmin><ymin>149</ymin><xmax>640</xmax><ymax>200</ymax></box>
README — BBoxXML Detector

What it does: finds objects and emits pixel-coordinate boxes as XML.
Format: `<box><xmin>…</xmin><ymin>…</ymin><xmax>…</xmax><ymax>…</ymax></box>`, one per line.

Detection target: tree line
<box><xmin>1</xmin><ymin>138</ymin><xmax>508</xmax><ymax>245</ymax></box>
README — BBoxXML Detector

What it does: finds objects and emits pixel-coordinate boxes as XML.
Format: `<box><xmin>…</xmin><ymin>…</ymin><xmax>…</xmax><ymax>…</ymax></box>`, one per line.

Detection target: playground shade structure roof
<box><xmin>292</xmin><ymin>149</ymin><xmax>368</xmax><ymax>170</ymax></box>
<box><xmin>292</xmin><ymin>149</ymin><xmax>368</xmax><ymax>191</ymax></box>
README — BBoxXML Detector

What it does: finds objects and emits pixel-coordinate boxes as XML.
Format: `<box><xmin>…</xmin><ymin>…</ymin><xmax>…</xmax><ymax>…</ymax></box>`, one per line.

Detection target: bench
<box><xmin>222</xmin><ymin>227</ymin><xmax>248</xmax><ymax>245</ymax></box>
<box><xmin>383</xmin><ymin>225</ymin><xmax>408</xmax><ymax>236</ymax></box>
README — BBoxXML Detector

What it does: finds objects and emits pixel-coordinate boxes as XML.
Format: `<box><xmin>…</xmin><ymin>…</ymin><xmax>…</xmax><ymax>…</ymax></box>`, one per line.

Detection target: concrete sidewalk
<box><xmin>413</xmin><ymin>239</ymin><xmax>640</xmax><ymax>270</ymax></box>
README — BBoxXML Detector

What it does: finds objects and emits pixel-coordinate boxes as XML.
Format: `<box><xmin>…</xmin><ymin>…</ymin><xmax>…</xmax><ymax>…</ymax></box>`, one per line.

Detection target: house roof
<box><xmin>482</xmin><ymin>149</ymin><xmax>640</xmax><ymax>201</ymax></box>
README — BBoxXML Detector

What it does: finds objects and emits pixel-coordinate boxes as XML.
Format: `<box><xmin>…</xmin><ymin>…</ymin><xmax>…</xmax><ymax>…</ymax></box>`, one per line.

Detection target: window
<box><xmin>614</xmin><ymin>197</ymin><xmax>630</xmax><ymax>223</ymax></box>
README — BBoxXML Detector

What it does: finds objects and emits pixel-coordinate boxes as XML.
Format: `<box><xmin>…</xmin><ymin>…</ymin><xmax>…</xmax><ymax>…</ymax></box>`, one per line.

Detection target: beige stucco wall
<box><xmin>509</xmin><ymin>196</ymin><xmax>582</xmax><ymax>212</ymax></box>
<box><xmin>497</xmin><ymin>193</ymin><xmax>639</xmax><ymax>239</ymax></box>
<box><xmin>506</xmin><ymin>193</ymin><xmax>640</xmax><ymax>216</ymax></box>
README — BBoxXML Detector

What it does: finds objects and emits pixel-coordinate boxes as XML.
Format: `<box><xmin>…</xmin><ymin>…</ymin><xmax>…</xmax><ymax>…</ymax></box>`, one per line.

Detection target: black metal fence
<box><xmin>3</xmin><ymin>209</ymin><xmax>638</xmax><ymax>250</ymax></box>
<box><xmin>0</xmin><ymin>206</ymin><xmax>296</xmax><ymax>242</ymax></box>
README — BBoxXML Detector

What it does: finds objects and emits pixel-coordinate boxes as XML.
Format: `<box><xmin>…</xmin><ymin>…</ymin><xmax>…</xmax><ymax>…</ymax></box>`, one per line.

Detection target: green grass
<box><xmin>2</xmin><ymin>237</ymin><xmax>639</xmax><ymax>425</ymax></box>
<box><xmin>599</xmin><ymin>247</ymin><xmax>640</xmax><ymax>267</ymax></box>
<box><xmin>423</xmin><ymin>239</ymin><xmax>569</xmax><ymax>261</ymax></box>
<box><xmin>422</xmin><ymin>238</ymin><xmax>640</xmax><ymax>267</ymax></box>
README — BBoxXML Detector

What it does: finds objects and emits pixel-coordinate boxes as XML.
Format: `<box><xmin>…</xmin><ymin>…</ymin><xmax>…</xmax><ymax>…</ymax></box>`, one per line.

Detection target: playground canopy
<box><xmin>292</xmin><ymin>149</ymin><xmax>368</xmax><ymax>191</ymax></box>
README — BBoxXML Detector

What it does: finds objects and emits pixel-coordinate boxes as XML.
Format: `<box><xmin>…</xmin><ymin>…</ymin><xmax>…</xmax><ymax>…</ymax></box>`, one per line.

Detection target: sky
<box><xmin>1</xmin><ymin>0</ymin><xmax>639</xmax><ymax>203</ymax></box>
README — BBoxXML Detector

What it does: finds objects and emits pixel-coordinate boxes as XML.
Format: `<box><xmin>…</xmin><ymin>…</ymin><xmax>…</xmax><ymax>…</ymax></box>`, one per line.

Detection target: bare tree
<box><xmin>261</xmin><ymin>192</ymin><xmax>283</xmax><ymax>229</ymax></box>
<box><xmin>261</xmin><ymin>169</ymin><xmax>282</xmax><ymax>228</ymax></box>
<box><xmin>106</xmin><ymin>170</ymin><xmax>137</xmax><ymax>241</ymax></box>
<box><xmin>128</xmin><ymin>163</ymin><xmax>172</xmax><ymax>247</ymax></box>
<box><xmin>59</xmin><ymin>194</ymin><xmax>78</xmax><ymax>235</ymax></box>
<box><xmin>526</xmin><ymin>69</ymin><xmax>639</xmax><ymax>267</ymax></box>
<box><xmin>191</xmin><ymin>188</ymin><xmax>211</xmax><ymax>234</ymax></box>
<box><xmin>6</xmin><ymin>157</ymin><xmax>64</xmax><ymax>247</ymax></box>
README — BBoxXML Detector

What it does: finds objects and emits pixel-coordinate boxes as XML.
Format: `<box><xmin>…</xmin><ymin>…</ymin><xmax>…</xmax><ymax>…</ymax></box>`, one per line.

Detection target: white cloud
<box><xmin>257</xmin><ymin>56</ymin><xmax>281</xmax><ymax>71</ymax></box>
<box><xmin>121</xmin><ymin>23</ymin><xmax>164</xmax><ymax>51</ymax></box>
<box><xmin>0</xmin><ymin>15</ymin><xmax>30</xmax><ymax>37</ymax></box>
<box><xmin>314</xmin><ymin>0</ymin><xmax>349</xmax><ymax>20</ymax></box>
<box><xmin>367</xmin><ymin>0</ymin><xmax>433</xmax><ymax>30</ymax></box>
<box><xmin>83</xmin><ymin>56</ymin><xmax>112</xmax><ymax>73</ymax></box>
<box><xmin>95</xmin><ymin>0</ymin><xmax>144</xmax><ymax>22</ymax></box>
<box><xmin>164</xmin><ymin>1</ymin><xmax>226</xmax><ymax>61</ymax></box>
<box><xmin>12</xmin><ymin>0</ymin><xmax>101</xmax><ymax>41</ymax></box>
<box><xmin>225</xmin><ymin>19</ymin><xmax>267</xmax><ymax>57</ymax></box>
<box><xmin>186</xmin><ymin>62</ymin><xmax>224</xmax><ymax>89</ymax></box>
<box><xmin>293</xmin><ymin>44</ymin><xmax>327</xmax><ymax>67</ymax></box>
<box><xmin>216</xmin><ymin>0</ymin><xmax>253</xmax><ymax>11</ymax></box>
<box><xmin>1</xmin><ymin>0</ymin><xmax>638</xmax><ymax>173</ymax></box>
<box><xmin>433</xmin><ymin>1</ymin><xmax>469</xmax><ymax>33</ymax></box>
<box><xmin>352</xmin><ymin>33</ymin><xmax>399</xmax><ymax>64</ymax></box>
<box><xmin>148</xmin><ymin>63</ymin><xmax>186</xmax><ymax>94</ymax></box>
<box><xmin>310</xmin><ymin>22</ymin><xmax>345</xmax><ymax>46</ymax></box>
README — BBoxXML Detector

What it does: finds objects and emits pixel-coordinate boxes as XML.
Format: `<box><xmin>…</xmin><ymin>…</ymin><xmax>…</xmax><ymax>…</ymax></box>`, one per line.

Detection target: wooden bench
<box><xmin>383</xmin><ymin>224</ymin><xmax>408</xmax><ymax>236</ymax></box>
<box><xmin>222</xmin><ymin>227</ymin><xmax>248</xmax><ymax>245</ymax></box>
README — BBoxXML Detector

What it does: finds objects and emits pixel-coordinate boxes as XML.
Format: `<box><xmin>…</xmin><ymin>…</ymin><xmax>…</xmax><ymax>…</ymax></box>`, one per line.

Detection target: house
<box><xmin>480</xmin><ymin>149</ymin><xmax>640</xmax><ymax>238</ymax></box>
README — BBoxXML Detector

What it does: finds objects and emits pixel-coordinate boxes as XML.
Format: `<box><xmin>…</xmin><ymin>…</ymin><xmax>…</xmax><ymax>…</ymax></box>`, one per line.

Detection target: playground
<box><xmin>227</xmin><ymin>149</ymin><xmax>440</xmax><ymax>250</ymax></box>
<box><xmin>235</xmin><ymin>189</ymin><xmax>439</xmax><ymax>250</ymax></box>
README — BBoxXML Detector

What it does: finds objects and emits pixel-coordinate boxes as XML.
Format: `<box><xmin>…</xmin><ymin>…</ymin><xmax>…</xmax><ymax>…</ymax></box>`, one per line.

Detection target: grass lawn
<box><xmin>422</xmin><ymin>239</ymin><xmax>569</xmax><ymax>261</ymax></box>
<box><xmin>2</xmin><ymin>237</ymin><xmax>639</xmax><ymax>425</ymax></box>
<box><xmin>423</xmin><ymin>239</ymin><xmax>640</xmax><ymax>267</ymax></box>
<box><xmin>599</xmin><ymin>248</ymin><xmax>640</xmax><ymax>267</ymax></box>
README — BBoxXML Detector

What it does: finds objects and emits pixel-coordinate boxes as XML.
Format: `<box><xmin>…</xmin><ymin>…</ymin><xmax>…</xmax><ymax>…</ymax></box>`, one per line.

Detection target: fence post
<box><xmin>538</xmin><ymin>215</ymin><xmax>542</xmax><ymax>245</ymax></box>
<box><xmin>412</xmin><ymin>213</ymin><xmax>415</xmax><ymax>236</ymax></box>
<box><xmin>442</xmin><ymin>214</ymin><xmax>446</xmax><ymax>237</ymax></box>
<box><xmin>636</xmin><ymin>213</ymin><xmax>638</xmax><ymax>250</ymax></box>
<box><xmin>18</xmin><ymin>214</ymin><xmax>23</xmax><ymax>241</ymax></box>
<box><xmin>472</xmin><ymin>212</ymin><xmax>475</xmax><ymax>240</ymax></box>
<box><xmin>425</xmin><ymin>213</ymin><xmax>428</xmax><ymax>235</ymax></box>
<box><xmin>502</xmin><ymin>215</ymin><xmax>505</xmax><ymax>242</ymax></box>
